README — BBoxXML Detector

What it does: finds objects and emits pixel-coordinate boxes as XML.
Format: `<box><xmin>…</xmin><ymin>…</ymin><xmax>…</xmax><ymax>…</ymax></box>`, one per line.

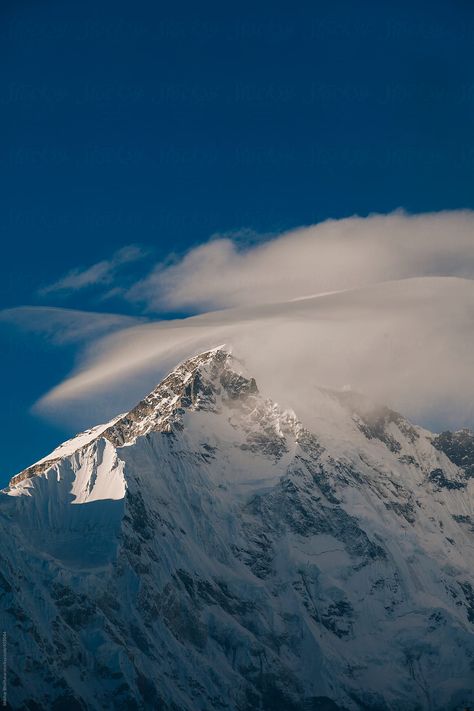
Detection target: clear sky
<box><xmin>1</xmin><ymin>0</ymin><xmax>474</xmax><ymax>486</ymax></box>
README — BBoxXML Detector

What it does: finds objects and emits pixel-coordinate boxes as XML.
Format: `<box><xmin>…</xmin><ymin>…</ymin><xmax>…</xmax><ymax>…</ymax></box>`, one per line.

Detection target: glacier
<box><xmin>1</xmin><ymin>347</ymin><xmax>474</xmax><ymax>710</ymax></box>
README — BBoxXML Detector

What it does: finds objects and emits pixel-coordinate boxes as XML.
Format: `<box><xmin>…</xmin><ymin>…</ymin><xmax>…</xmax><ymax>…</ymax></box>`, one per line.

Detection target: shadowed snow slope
<box><xmin>2</xmin><ymin>348</ymin><xmax>474</xmax><ymax>710</ymax></box>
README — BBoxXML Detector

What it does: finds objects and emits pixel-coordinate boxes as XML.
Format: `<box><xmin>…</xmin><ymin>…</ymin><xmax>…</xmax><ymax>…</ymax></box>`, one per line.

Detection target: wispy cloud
<box><xmin>127</xmin><ymin>210</ymin><xmax>474</xmax><ymax>311</ymax></box>
<box><xmin>39</xmin><ymin>244</ymin><xmax>147</xmax><ymax>296</ymax></box>
<box><xmin>0</xmin><ymin>306</ymin><xmax>145</xmax><ymax>344</ymax></box>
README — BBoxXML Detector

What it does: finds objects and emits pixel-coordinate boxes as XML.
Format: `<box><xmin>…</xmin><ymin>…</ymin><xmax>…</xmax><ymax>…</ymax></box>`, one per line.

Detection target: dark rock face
<box><xmin>331</xmin><ymin>391</ymin><xmax>420</xmax><ymax>455</ymax></box>
<box><xmin>452</xmin><ymin>514</ymin><xmax>474</xmax><ymax>532</ymax></box>
<box><xmin>220</xmin><ymin>369</ymin><xmax>258</xmax><ymax>400</ymax></box>
<box><xmin>384</xmin><ymin>500</ymin><xmax>416</xmax><ymax>524</ymax></box>
<box><xmin>432</xmin><ymin>429</ymin><xmax>474</xmax><ymax>479</ymax></box>
<box><xmin>458</xmin><ymin>581</ymin><xmax>474</xmax><ymax>624</ymax></box>
<box><xmin>9</xmin><ymin>458</ymin><xmax>59</xmax><ymax>487</ymax></box>
<box><xmin>428</xmin><ymin>468</ymin><xmax>466</xmax><ymax>491</ymax></box>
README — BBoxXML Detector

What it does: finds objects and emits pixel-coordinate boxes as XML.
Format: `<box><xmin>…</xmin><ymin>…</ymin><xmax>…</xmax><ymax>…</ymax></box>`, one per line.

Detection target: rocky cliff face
<box><xmin>1</xmin><ymin>348</ymin><xmax>474</xmax><ymax>710</ymax></box>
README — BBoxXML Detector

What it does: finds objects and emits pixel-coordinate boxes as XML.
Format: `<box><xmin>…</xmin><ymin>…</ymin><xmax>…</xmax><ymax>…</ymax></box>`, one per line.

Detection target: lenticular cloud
<box><xmin>128</xmin><ymin>210</ymin><xmax>474</xmax><ymax>311</ymax></box>
<box><xmin>38</xmin><ymin>277</ymin><xmax>474</xmax><ymax>433</ymax></box>
<box><xmin>31</xmin><ymin>210</ymin><xmax>474</xmax><ymax>432</ymax></box>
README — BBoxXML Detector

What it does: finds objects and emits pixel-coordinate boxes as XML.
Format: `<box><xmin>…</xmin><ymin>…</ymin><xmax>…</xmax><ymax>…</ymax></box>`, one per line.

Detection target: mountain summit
<box><xmin>2</xmin><ymin>348</ymin><xmax>474</xmax><ymax>710</ymax></box>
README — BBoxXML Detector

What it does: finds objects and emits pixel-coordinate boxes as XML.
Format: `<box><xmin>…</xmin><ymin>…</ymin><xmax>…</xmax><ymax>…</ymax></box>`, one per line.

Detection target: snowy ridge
<box><xmin>1</xmin><ymin>347</ymin><xmax>474</xmax><ymax>710</ymax></box>
<box><xmin>9</xmin><ymin>346</ymin><xmax>234</xmax><ymax>486</ymax></box>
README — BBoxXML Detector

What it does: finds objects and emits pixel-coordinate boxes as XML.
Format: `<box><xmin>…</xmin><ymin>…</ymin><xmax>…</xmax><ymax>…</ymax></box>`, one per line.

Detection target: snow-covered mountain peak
<box><xmin>7</xmin><ymin>346</ymin><xmax>265</xmax><ymax>487</ymax></box>
<box><xmin>3</xmin><ymin>348</ymin><xmax>474</xmax><ymax>710</ymax></box>
<box><xmin>101</xmin><ymin>345</ymin><xmax>260</xmax><ymax>446</ymax></box>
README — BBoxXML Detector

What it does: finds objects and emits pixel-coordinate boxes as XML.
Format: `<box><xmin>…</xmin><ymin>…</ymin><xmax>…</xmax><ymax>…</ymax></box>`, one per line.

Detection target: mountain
<box><xmin>1</xmin><ymin>347</ymin><xmax>474</xmax><ymax>711</ymax></box>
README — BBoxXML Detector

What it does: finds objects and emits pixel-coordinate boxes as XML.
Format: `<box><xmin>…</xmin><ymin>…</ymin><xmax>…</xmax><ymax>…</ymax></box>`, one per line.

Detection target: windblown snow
<box><xmin>1</xmin><ymin>348</ymin><xmax>474</xmax><ymax>710</ymax></box>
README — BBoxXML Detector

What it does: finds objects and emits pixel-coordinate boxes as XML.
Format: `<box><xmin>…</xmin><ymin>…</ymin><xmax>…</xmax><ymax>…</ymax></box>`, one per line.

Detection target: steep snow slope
<box><xmin>1</xmin><ymin>348</ymin><xmax>474</xmax><ymax>710</ymax></box>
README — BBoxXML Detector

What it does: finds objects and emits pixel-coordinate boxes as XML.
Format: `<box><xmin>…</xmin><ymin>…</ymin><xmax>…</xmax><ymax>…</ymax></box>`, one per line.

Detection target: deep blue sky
<box><xmin>1</xmin><ymin>0</ymin><xmax>473</xmax><ymax>485</ymax></box>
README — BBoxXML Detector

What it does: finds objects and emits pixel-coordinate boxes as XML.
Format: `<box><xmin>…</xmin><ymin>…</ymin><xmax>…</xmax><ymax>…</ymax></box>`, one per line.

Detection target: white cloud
<box><xmin>39</xmin><ymin>244</ymin><xmax>146</xmax><ymax>296</ymax></box>
<box><xmin>128</xmin><ymin>210</ymin><xmax>474</xmax><ymax>311</ymax></box>
<box><xmin>37</xmin><ymin>276</ymin><xmax>474</xmax><ymax>433</ymax></box>
<box><xmin>0</xmin><ymin>306</ymin><xmax>144</xmax><ymax>344</ymax></box>
<box><xmin>21</xmin><ymin>210</ymin><xmax>474</xmax><ymax>433</ymax></box>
